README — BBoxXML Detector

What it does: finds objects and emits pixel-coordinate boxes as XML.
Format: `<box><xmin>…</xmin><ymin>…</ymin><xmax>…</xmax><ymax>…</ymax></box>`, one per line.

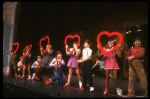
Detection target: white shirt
<box><xmin>104</xmin><ymin>47</ymin><xmax>116</xmax><ymax>55</ymax></box>
<box><xmin>82</xmin><ymin>47</ymin><xmax>92</xmax><ymax>59</ymax></box>
<box><xmin>49</xmin><ymin>58</ymin><xmax>65</xmax><ymax>68</ymax></box>
<box><xmin>70</xmin><ymin>48</ymin><xmax>80</xmax><ymax>56</ymax></box>
<box><xmin>17</xmin><ymin>61</ymin><xmax>23</xmax><ymax>67</ymax></box>
<box><xmin>31</xmin><ymin>61</ymin><xmax>39</xmax><ymax>68</ymax></box>
<box><xmin>17</xmin><ymin>61</ymin><xmax>23</xmax><ymax>71</ymax></box>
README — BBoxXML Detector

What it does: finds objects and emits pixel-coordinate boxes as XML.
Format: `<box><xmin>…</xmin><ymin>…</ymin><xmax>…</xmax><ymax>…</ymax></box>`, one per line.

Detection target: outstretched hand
<box><xmin>77</xmin><ymin>60</ymin><xmax>83</xmax><ymax>63</ymax></box>
<box><xmin>127</xmin><ymin>55</ymin><xmax>134</xmax><ymax>61</ymax></box>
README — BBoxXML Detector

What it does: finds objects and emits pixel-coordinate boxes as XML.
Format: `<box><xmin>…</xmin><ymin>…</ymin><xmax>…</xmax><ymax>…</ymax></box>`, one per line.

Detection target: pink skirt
<box><xmin>67</xmin><ymin>56</ymin><xmax>79</xmax><ymax>69</ymax></box>
<box><xmin>104</xmin><ymin>57</ymin><xmax>119</xmax><ymax>70</ymax></box>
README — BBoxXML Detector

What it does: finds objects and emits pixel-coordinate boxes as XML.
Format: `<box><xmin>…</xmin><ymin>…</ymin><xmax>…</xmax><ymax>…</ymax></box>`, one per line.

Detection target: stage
<box><xmin>3</xmin><ymin>74</ymin><xmax>146</xmax><ymax>98</ymax></box>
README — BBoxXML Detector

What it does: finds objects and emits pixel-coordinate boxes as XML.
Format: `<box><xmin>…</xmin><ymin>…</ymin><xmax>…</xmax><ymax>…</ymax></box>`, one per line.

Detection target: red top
<box><xmin>129</xmin><ymin>47</ymin><xmax>145</xmax><ymax>58</ymax></box>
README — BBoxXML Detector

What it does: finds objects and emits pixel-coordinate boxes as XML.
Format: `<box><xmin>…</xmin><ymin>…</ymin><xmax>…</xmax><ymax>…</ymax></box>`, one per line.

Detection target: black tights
<box><xmin>9</xmin><ymin>62</ymin><xmax>16</xmax><ymax>75</ymax></box>
<box><xmin>105</xmin><ymin>69</ymin><xmax>119</xmax><ymax>88</ymax></box>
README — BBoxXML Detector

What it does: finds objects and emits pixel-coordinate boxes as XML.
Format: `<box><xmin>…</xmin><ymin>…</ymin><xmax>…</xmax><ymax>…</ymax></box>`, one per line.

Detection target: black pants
<box><xmin>9</xmin><ymin>62</ymin><xmax>16</xmax><ymax>76</ymax></box>
<box><xmin>35</xmin><ymin>68</ymin><xmax>42</xmax><ymax>79</ymax></box>
<box><xmin>42</xmin><ymin>67</ymin><xmax>53</xmax><ymax>78</ymax></box>
<box><xmin>82</xmin><ymin>59</ymin><xmax>94</xmax><ymax>88</ymax></box>
<box><xmin>17</xmin><ymin>68</ymin><xmax>22</xmax><ymax>75</ymax></box>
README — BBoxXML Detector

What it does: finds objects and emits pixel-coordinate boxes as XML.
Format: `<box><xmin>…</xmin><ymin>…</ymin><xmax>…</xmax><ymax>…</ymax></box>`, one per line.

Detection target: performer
<box><xmin>6</xmin><ymin>50</ymin><xmax>17</xmax><ymax>77</ymax></box>
<box><xmin>46</xmin><ymin>51</ymin><xmax>65</xmax><ymax>85</ymax></box>
<box><xmin>92</xmin><ymin>56</ymin><xmax>113</xmax><ymax>78</ymax></box>
<box><xmin>64</xmin><ymin>42</ymin><xmax>82</xmax><ymax>88</ymax></box>
<box><xmin>40</xmin><ymin>44</ymin><xmax>54</xmax><ymax>82</ymax></box>
<box><xmin>77</xmin><ymin>39</ymin><xmax>94</xmax><ymax>91</ymax></box>
<box><xmin>31</xmin><ymin>56</ymin><xmax>43</xmax><ymax>80</ymax></box>
<box><xmin>16</xmin><ymin>57</ymin><xmax>24</xmax><ymax>78</ymax></box>
<box><xmin>22</xmin><ymin>47</ymin><xmax>32</xmax><ymax>79</ymax></box>
<box><xmin>126</xmin><ymin>37</ymin><xmax>148</xmax><ymax>98</ymax></box>
<box><xmin>97</xmin><ymin>40</ymin><xmax>122</xmax><ymax>96</ymax></box>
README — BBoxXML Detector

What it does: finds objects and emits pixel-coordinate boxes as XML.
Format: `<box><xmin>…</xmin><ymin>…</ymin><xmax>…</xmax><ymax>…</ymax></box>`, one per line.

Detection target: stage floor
<box><xmin>3</xmin><ymin>74</ymin><xmax>146</xmax><ymax>98</ymax></box>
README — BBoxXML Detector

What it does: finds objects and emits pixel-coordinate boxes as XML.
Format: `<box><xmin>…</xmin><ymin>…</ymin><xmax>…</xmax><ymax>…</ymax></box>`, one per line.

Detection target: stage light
<box><xmin>126</xmin><ymin>30</ymin><xmax>131</xmax><ymax>34</ymax></box>
<box><xmin>128</xmin><ymin>30</ymin><xmax>131</xmax><ymax>33</ymax></box>
<box><xmin>137</xmin><ymin>29</ymin><xmax>141</xmax><ymax>32</ymax></box>
<box><xmin>126</xmin><ymin>32</ymin><xmax>128</xmax><ymax>34</ymax></box>
<box><xmin>136</xmin><ymin>24</ymin><xmax>141</xmax><ymax>32</ymax></box>
<box><xmin>136</xmin><ymin>25</ymin><xmax>140</xmax><ymax>28</ymax></box>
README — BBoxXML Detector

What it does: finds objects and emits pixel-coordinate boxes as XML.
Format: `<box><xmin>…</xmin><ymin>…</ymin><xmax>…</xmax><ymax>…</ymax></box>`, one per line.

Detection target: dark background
<box><xmin>13</xmin><ymin>2</ymin><xmax>148</xmax><ymax>74</ymax></box>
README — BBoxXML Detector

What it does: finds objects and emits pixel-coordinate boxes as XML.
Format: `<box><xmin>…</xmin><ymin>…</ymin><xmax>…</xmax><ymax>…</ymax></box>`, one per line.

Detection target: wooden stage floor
<box><xmin>3</xmin><ymin>74</ymin><xmax>146</xmax><ymax>98</ymax></box>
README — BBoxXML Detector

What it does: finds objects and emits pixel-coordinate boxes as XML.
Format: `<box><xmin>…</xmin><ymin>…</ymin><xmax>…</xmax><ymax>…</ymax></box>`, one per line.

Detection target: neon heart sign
<box><xmin>39</xmin><ymin>36</ymin><xmax>50</xmax><ymax>53</ymax></box>
<box><xmin>97</xmin><ymin>31</ymin><xmax>123</xmax><ymax>57</ymax></box>
<box><xmin>64</xmin><ymin>35</ymin><xmax>80</xmax><ymax>54</ymax></box>
<box><xmin>11</xmin><ymin>42</ymin><xmax>19</xmax><ymax>55</ymax></box>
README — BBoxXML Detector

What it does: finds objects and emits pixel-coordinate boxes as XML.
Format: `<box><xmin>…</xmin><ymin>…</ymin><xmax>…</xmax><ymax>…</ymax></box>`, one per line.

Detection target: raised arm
<box><xmin>116</xmin><ymin>44</ymin><xmax>121</xmax><ymax>58</ymax></box>
<box><xmin>40</xmin><ymin>47</ymin><xmax>43</xmax><ymax>55</ymax></box>
<box><xmin>47</xmin><ymin>49</ymin><xmax>53</xmax><ymax>55</ymax></box>
<box><xmin>116</xmin><ymin>48</ymin><xmax>121</xmax><ymax>58</ymax></box>
<box><xmin>23</xmin><ymin>50</ymin><xmax>30</xmax><ymax>57</ymax></box>
<box><xmin>75</xmin><ymin>45</ymin><xmax>80</xmax><ymax>56</ymax></box>
<box><xmin>97</xmin><ymin>44</ymin><xmax>103</xmax><ymax>57</ymax></box>
<box><xmin>6</xmin><ymin>50</ymin><xmax>12</xmax><ymax>56</ymax></box>
<box><xmin>65</xmin><ymin>45</ymin><xmax>70</xmax><ymax>55</ymax></box>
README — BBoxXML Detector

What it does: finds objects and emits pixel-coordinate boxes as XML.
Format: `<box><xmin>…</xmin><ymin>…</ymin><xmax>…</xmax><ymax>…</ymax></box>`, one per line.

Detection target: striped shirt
<box><xmin>129</xmin><ymin>47</ymin><xmax>145</xmax><ymax>58</ymax></box>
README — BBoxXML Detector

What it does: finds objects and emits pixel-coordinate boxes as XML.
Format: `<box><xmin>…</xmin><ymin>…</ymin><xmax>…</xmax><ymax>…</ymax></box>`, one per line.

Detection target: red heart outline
<box><xmin>23</xmin><ymin>44</ymin><xmax>32</xmax><ymax>57</ymax></box>
<box><xmin>64</xmin><ymin>35</ymin><xmax>81</xmax><ymax>54</ymax></box>
<box><xmin>97</xmin><ymin>31</ymin><xmax>123</xmax><ymax>57</ymax></box>
<box><xmin>39</xmin><ymin>36</ymin><xmax>50</xmax><ymax>53</ymax></box>
<box><xmin>11</xmin><ymin>42</ymin><xmax>19</xmax><ymax>55</ymax></box>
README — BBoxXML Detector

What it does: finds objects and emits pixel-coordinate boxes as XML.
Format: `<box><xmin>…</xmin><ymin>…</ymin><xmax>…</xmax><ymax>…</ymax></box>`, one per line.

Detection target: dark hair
<box><xmin>73</xmin><ymin>41</ymin><xmax>78</xmax><ymax>44</ymax></box>
<box><xmin>56</xmin><ymin>51</ymin><xmax>62</xmax><ymax>55</ymax></box>
<box><xmin>47</xmin><ymin>44</ymin><xmax>52</xmax><ymax>47</ymax></box>
<box><xmin>37</xmin><ymin>56</ymin><xmax>41</xmax><ymax>59</ymax></box>
<box><xmin>20</xmin><ymin>57</ymin><xmax>23</xmax><ymax>60</ymax></box>
<box><xmin>72</xmin><ymin>41</ymin><xmax>78</xmax><ymax>47</ymax></box>
<box><xmin>106</xmin><ymin>40</ymin><xmax>116</xmax><ymax>48</ymax></box>
<box><xmin>134</xmin><ymin>37</ymin><xmax>142</xmax><ymax>42</ymax></box>
<box><xmin>113</xmin><ymin>40</ymin><xmax>116</xmax><ymax>46</ymax></box>
<box><xmin>85</xmin><ymin>39</ymin><xmax>92</xmax><ymax>45</ymax></box>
